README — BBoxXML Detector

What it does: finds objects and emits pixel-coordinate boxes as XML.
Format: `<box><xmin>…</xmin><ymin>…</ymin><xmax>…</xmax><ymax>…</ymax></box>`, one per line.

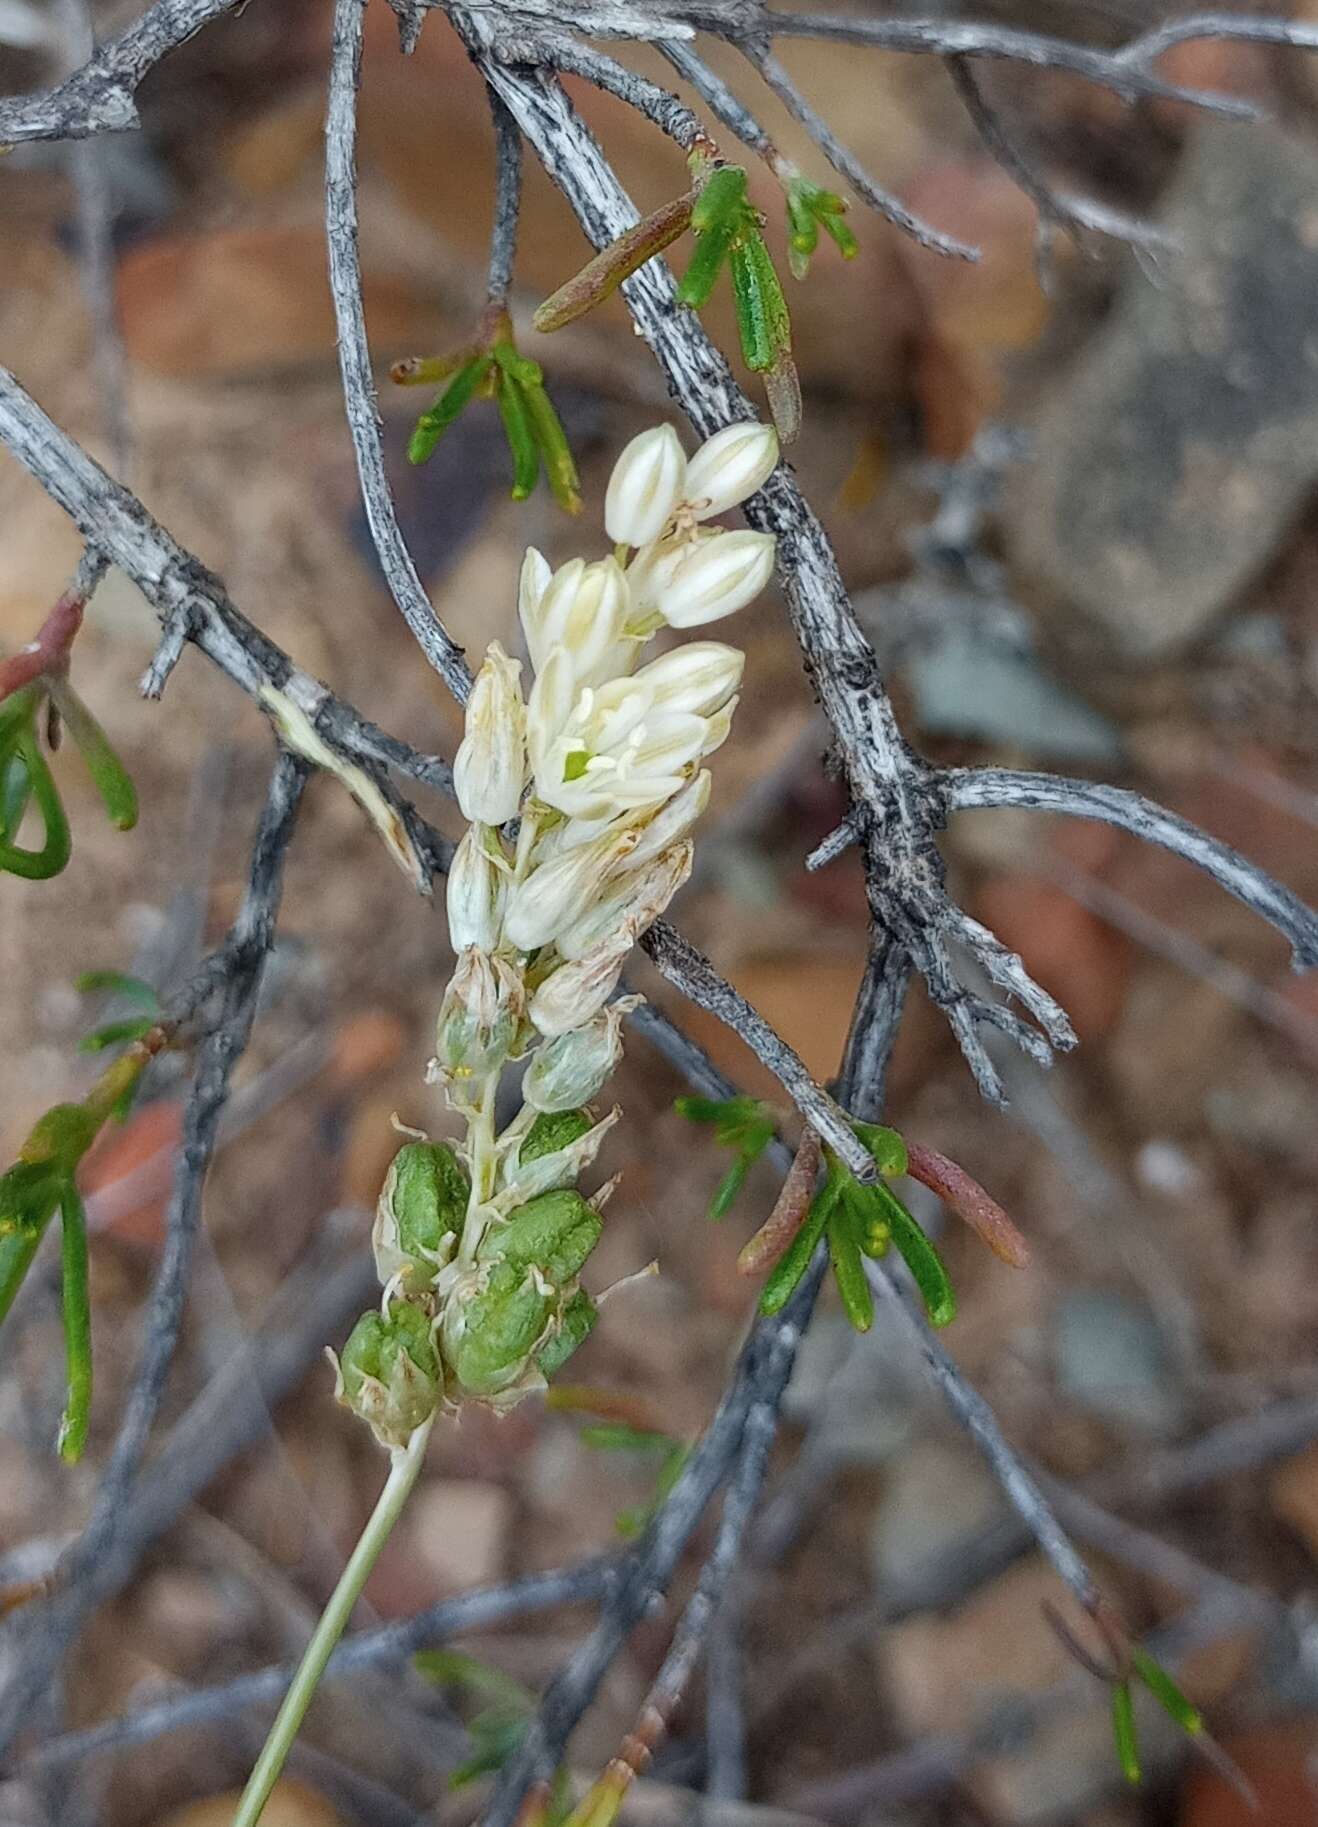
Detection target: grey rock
<box><xmin>1006</xmin><ymin>122</ymin><xmax>1318</xmax><ymax>661</ymax></box>
<box><xmin>868</xmin><ymin>1437</ymin><xmax>1008</xmax><ymax>1592</ymax></box>
<box><xmin>1053</xmin><ymin>1290</ymin><xmax>1184</xmax><ymax>1434</ymax></box>
<box><xmin>906</xmin><ymin>625</ymin><xmax>1121</xmax><ymax>761</ymax></box>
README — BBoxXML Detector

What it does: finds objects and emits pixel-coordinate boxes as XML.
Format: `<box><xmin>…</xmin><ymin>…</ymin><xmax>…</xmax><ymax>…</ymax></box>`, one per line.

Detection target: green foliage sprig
<box><xmin>0</xmin><ymin>972</ymin><xmax>163</xmax><ymax>1460</ymax></box>
<box><xmin>392</xmin><ymin>311</ymin><xmax>581</xmax><ymax>513</ymax></box>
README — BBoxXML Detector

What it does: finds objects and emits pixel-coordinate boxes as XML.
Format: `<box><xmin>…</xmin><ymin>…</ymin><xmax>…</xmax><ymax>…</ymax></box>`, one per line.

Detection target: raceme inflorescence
<box><xmin>233</xmin><ymin>416</ymin><xmax>779</xmax><ymax>1825</ymax></box>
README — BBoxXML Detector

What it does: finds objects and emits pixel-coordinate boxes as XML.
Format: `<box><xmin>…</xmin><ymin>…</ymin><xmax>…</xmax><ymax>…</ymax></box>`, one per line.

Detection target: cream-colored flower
<box><xmin>453</xmin><ymin>642</ymin><xmax>526</xmax><ymax>825</ymax></box>
<box><xmin>519</xmin><ymin>554</ymin><xmax>631</xmax><ymax>688</ymax></box>
<box><xmin>523</xmin><ymin>998</ymin><xmax>641</xmax><ymax>1111</ymax></box>
<box><xmin>606</xmin><ymin>421</ymin><xmax>777</xmax><ymax>551</ymax></box>
<box><xmin>446</xmin><ymin>824</ymin><xmax>507</xmax><ymax>952</ymax></box>
<box><xmin>503</xmin><ymin>824</ymin><xmax>639</xmax><ymax>953</ymax></box>
<box><xmin>606</xmin><ymin>425</ymin><xmax>687</xmax><ymax>547</ymax></box>
<box><xmin>555</xmin><ymin>840</ymin><xmax>694</xmax><ymax>961</ymax></box>
<box><xmin>530</xmin><ymin>669</ymin><xmax>709</xmax><ymax>821</ymax></box>
<box><xmin>649</xmin><ymin>529</ymin><xmax>776</xmax><ymax>629</ymax></box>
<box><xmin>682</xmin><ymin>422</ymin><xmax>778</xmax><ymax>520</ymax></box>
<box><xmin>529</xmin><ymin>927</ymin><xmax>636</xmax><ymax>1036</ymax></box>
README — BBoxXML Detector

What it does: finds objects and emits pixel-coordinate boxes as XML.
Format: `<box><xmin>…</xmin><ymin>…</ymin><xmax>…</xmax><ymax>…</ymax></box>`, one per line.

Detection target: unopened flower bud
<box><xmin>504</xmin><ymin>826</ymin><xmax>639</xmax><ymax>953</ymax></box>
<box><xmin>606</xmin><ymin>424</ymin><xmax>687</xmax><ymax>547</ymax></box>
<box><xmin>446</xmin><ymin>825</ymin><xmax>507</xmax><ymax>952</ymax></box>
<box><xmin>700</xmin><ymin>696</ymin><xmax>738</xmax><ymax>756</ymax></box>
<box><xmin>373</xmin><ymin>1139</ymin><xmax>469</xmax><ymax>1292</ymax></box>
<box><xmin>683</xmin><ymin>422</ymin><xmax>778</xmax><ymax>519</ymax></box>
<box><xmin>434</xmin><ymin>949</ymin><xmax>524</xmax><ymax>1083</ymax></box>
<box><xmin>333</xmin><ymin>1301</ymin><xmax>441</xmax><ymax>1448</ymax></box>
<box><xmin>523</xmin><ymin>998</ymin><xmax>639</xmax><ymax>1111</ymax></box>
<box><xmin>654</xmin><ymin>529</ymin><xmax>776</xmax><ymax>628</ymax></box>
<box><xmin>453</xmin><ymin>642</ymin><xmax>526</xmax><ymax>825</ymax></box>
<box><xmin>529</xmin><ymin>928</ymin><xmax>635</xmax><ymax>1037</ymax></box>
<box><xmin>630</xmin><ymin>642</ymin><xmax>743</xmax><ymax>717</ymax></box>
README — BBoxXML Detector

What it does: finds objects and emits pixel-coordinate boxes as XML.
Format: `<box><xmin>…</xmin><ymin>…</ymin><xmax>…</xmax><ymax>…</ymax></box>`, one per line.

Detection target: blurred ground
<box><xmin>3</xmin><ymin>2</ymin><xmax>1318</xmax><ymax>1825</ymax></box>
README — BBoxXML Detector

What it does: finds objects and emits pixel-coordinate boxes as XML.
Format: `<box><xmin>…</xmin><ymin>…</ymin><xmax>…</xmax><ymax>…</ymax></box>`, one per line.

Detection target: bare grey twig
<box><xmin>486</xmin><ymin>88</ymin><xmax>524</xmax><ymax>307</ymax></box>
<box><xmin>945</xmin><ymin>767</ymin><xmax>1318</xmax><ymax>970</ymax></box>
<box><xmin>658</xmin><ymin>42</ymin><xmax>775</xmax><ymax>162</ymax></box>
<box><xmin>57</xmin><ymin>0</ymin><xmax>133</xmax><ymax>477</ymax></box>
<box><xmin>325</xmin><ymin>0</ymin><xmax>472</xmax><ymax>703</ymax></box>
<box><xmin>745</xmin><ymin>48</ymin><xmax>979</xmax><ymax>261</ymax></box>
<box><xmin>22</xmin><ymin>1560</ymin><xmax>619</xmax><ymax>1773</ymax></box>
<box><xmin>0</xmin><ymin>0</ymin><xmax>242</xmax><ymax>142</ymax></box>
<box><xmin>943</xmin><ymin>53</ymin><xmax>1175</xmax><ymax>265</ymax></box>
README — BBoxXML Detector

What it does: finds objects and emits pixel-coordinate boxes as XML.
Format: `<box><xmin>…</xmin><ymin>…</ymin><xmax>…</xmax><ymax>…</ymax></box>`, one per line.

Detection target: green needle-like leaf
<box><xmin>496</xmin><ymin>374</ymin><xmax>541</xmax><ymax>502</ymax></box>
<box><xmin>75</xmin><ymin>970</ymin><xmax>160</xmax><ymax>1011</ymax></box>
<box><xmin>729</xmin><ymin>238</ymin><xmax>775</xmax><ymax>373</ymax></box>
<box><xmin>828</xmin><ymin>1200</ymin><xmax>874</xmax><ymax>1331</ymax></box>
<box><xmin>873</xmin><ymin>1179</ymin><xmax>957</xmax><ymax>1328</ymax></box>
<box><xmin>521</xmin><ymin>379</ymin><xmax>582</xmax><ymax>515</ymax></box>
<box><xmin>408</xmin><ymin>355</ymin><xmax>493</xmax><ymax>465</ymax></box>
<box><xmin>0</xmin><ymin>748</ymin><xmax>31</xmax><ymax>845</ymax></box>
<box><xmin>677</xmin><ymin>217</ymin><xmax>738</xmax><ymax>310</ymax></box>
<box><xmin>1111</xmin><ymin>1681</ymin><xmax>1141</xmax><ymax>1784</ymax></box>
<box><xmin>78</xmin><ymin>1016</ymin><xmax>157</xmax><ymax>1055</ymax></box>
<box><xmin>853</xmin><ymin>1120</ymin><xmax>908</xmax><ymax>1178</ymax></box>
<box><xmin>50</xmin><ymin>682</ymin><xmax>138</xmax><ymax>831</ymax></box>
<box><xmin>760</xmin><ymin>1177</ymin><xmax>836</xmax><ymax>1315</ymax></box>
<box><xmin>691</xmin><ymin>165</ymin><xmax>749</xmax><ymax>232</ymax></box>
<box><xmin>1131</xmin><ymin>1648</ymin><xmax>1203</xmax><ymax>1734</ymax></box>
<box><xmin>56</xmin><ymin>1182</ymin><xmax>92</xmax><ymax>1463</ymax></box>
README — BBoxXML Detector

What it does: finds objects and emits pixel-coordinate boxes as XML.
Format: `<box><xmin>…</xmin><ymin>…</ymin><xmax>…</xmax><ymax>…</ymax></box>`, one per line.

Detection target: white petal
<box><xmin>605</xmin><ymin>425</ymin><xmax>687</xmax><ymax>547</ymax></box>
<box><xmin>526</xmin><ymin>647</ymin><xmax>577</xmax><ymax>773</ymax></box>
<box><xmin>684</xmin><ymin>422</ymin><xmax>779</xmax><ymax>519</ymax></box>
<box><xmin>654</xmin><ymin>530</ymin><xmax>776</xmax><ymax>629</ymax></box>
<box><xmin>446</xmin><ymin>824</ymin><xmax>507</xmax><ymax>951</ymax></box>
<box><xmin>503</xmin><ymin>827</ymin><xmax>638</xmax><ymax>952</ymax></box>
<box><xmin>629</xmin><ymin>641</ymin><xmax>744</xmax><ymax>717</ymax></box>
<box><xmin>517</xmin><ymin>545</ymin><xmax>553</xmax><ymax>669</ymax></box>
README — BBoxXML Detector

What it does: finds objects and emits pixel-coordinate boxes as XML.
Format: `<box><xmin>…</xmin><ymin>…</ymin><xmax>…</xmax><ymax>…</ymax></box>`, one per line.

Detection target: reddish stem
<box><xmin>0</xmin><ymin>586</ymin><xmax>87</xmax><ymax>703</ymax></box>
<box><xmin>904</xmin><ymin>1141</ymin><xmax>1031</xmax><ymax>1268</ymax></box>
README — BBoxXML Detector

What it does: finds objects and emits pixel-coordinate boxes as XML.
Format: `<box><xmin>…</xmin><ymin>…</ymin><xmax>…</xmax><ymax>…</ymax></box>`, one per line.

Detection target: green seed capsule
<box><xmin>537</xmin><ymin>1287</ymin><xmax>598</xmax><ymax>1377</ymax></box>
<box><xmin>482</xmin><ymin>1188</ymin><xmax>602</xmax><ymax>1285</ymax></box>
<box><xmin>375</xmin><ymin>1141</ymin><xmax>469</xmax><ymax>1292</ymax></box>
<box><xmin>337</xmin><ymin>1302</ymin><xmax>442</xmax><ymax>1447</ymax></box>
<box><xmin>518</xmin><ymin>1109</ymin><xmax>593</xmax><ymax>1168</ymax></box>
<box><xmin>442</xmin><ymin>1259</ymin><xmax>555</xmax><ymax>1402</ymax></box>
